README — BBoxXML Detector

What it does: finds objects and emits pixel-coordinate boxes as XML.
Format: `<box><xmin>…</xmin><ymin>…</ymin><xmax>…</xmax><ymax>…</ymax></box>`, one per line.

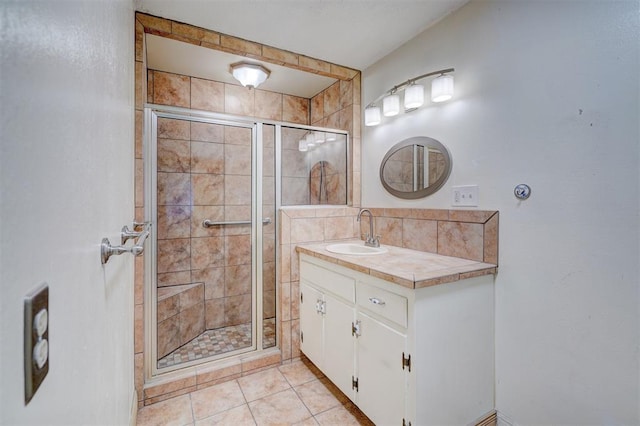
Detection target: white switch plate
<box><xmin>452</xmin><ymin>185</ymin><xmax>479</xmax><ymax>206</ymax></box>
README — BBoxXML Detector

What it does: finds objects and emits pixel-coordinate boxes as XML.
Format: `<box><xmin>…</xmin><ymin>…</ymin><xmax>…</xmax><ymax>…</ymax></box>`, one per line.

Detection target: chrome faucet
<box><xmin>357</xmin><ymin>209</ymin><xmax>380</xmax><ymax>248</ymax></box>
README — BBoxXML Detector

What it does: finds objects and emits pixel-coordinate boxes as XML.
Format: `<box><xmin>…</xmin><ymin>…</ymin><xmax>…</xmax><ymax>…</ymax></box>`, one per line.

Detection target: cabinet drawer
<box><xmin>356</xmin><ymin>282</ymin><xmax>407</xmax><ymax>328</ymax></box>
<box><xmin>300</xmin><ymin>260</ymin><xmax>355</xmax><ymax>303</ymax></box>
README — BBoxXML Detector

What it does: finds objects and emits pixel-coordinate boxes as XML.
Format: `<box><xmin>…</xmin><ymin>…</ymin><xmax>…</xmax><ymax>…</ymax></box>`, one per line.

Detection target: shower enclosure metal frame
<box><xmin>143</xmin><ymin>104</ymin><xmax>349</xmax><ymax>381</ymax></box>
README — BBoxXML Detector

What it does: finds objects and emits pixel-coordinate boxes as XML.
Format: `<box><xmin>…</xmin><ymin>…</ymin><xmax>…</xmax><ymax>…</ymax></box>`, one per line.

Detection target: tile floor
<box><xmin>158</xmin><ymin>320</ymin><xmax>277</xmax><ymax>369</ymax></box>
<box><xmin>136</xmin><ymin>357</ymin><xmax>374</xmax><ymax>426</ymax></box>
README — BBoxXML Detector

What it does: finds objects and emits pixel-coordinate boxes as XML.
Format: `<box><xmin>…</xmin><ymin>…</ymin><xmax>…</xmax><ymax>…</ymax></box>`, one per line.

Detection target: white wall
<box><xmin>1</xmin><ymin>1</ymin><xmax>135</xmax><ymax>424</ymax></box>
<box><xmin>363</xmin><ymin>1</ymin><xmax>639</xmax><ymax>424</ymax></box>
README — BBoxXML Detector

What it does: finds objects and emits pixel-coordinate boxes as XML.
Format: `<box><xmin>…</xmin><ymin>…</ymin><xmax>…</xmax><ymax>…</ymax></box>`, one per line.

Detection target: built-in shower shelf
<box><xmin>157</xmin><ymin>283</ymin><xmax>205</xmax><ymax>358</ymax></box>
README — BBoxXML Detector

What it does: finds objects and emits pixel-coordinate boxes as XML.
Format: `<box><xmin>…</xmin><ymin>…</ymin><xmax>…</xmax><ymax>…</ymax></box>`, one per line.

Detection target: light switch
<box><xmin>24</xmin><ymin>283</ymin><xmax>49</xmax><ymax>405</ymax></box>
<box><xmin>452</xmin><ymin>185</ymin><xmax>479</xmax><ymax>207</ymax></box>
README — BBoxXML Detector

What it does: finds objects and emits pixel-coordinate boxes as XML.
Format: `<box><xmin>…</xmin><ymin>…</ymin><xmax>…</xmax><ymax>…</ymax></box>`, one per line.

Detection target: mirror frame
<box><xmin>379</xmin><ymin>136</ymin><xmax>452</xmax><ymax>199</ymax></box>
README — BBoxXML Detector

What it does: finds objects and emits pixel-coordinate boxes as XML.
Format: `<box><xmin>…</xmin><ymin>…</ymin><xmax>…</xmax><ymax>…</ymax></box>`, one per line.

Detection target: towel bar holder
<box><xmin>101</xmin><ymin>221</ymin><xmax>152</xmax><ymax>265</ymax></box>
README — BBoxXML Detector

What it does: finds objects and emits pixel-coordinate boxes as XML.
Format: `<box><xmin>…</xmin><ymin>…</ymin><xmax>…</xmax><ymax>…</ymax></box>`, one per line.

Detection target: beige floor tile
<box><xmin>313</xmin><ymin>404</ymin><xmax>370</xmax><ymax>426</ymax></box>
<box><xmin>248</xmin><ymin>389</ymin><xmax>312</xmax><ymax>426</ymax></box>
<box><xmin>195</xmin><ymin>404</ymin><xmax>256</xmax><ymax>425</ymax></box>
<box><xmin>237</xmin><ymin>367</ymin><xmax>291</xmax><ymax>402</ymax></box>
<box><xmin>136</xmin><ymin>394</ymin><xmax>193</xmax><ymax>426</ymax></box>
<box><xmin>294</xmin><ymin>379</ymin><xmax>342</xmax><ymax>415</ymax></box>
<box><xmin>317</xmin><ymin>377</ymin><xmax>350</xmax><ymax>405</ymax></box>
<box><xmin>278</xmin><ymin>360</ymin><xmax>322</xmax><ymax>387</ymax></box>
<box><xmin>292</xmin><ymin>417</ymin><xmax>319</xmax><ymax>426</ymax></box>
<box><xmin>190</xmin><ymin>379</ymin><xmax>247</xmax><ymax>420</ymax></box>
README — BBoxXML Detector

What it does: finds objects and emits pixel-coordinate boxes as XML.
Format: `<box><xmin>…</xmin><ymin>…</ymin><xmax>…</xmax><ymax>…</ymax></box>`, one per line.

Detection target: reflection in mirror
<box><xmin>310</xmin><ymin>161</ymin><xmax>342</xmax><ymax>204</ymax></box>
<box><xmin>281</xmin><ymin>127</ymin><xmax>348</xmax><ymax>206</ymax></box>
<box><xmin>380</xmin><ymin>136</ymin><xmax>451</xmax><ymax>199</ymax></box>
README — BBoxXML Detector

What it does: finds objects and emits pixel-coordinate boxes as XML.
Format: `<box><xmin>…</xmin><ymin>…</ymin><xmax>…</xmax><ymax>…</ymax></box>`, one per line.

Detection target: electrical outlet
<box><xmin>452</xmin><ymin>185</ymin><xmax>479</xmax><ymax>207</ymax></box>
<box><xmin>24</xmin><ymin>283</ymin><xmax>49</xmax><ymax>404</ymax></box>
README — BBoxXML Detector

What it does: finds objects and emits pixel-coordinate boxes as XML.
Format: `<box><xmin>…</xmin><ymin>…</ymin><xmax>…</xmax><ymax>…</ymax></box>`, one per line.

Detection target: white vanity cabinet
<box><xmin>299</xmin><ymin>260</ymin><xmax>356</xmax><ymax>401</ymax></box>
<box><xmin>299</xmin><ymin>253</ymin><xmax>495</xmax><ymax>426</ymax></box>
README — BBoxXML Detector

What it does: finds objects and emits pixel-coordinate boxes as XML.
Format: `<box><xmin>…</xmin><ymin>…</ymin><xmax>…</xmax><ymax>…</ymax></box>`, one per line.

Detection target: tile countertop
<box><xmin>296</xmin><ymin>239</ymin><xmax>497</xmax><ymax>290</ymax></box>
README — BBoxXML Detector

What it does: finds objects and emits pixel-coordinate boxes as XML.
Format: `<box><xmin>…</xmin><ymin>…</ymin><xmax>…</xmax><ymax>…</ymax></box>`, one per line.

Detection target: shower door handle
<box><xmin>203</xmin><ymin>217</ymin><xmax>272</xmax><ymax>228</ymax></box>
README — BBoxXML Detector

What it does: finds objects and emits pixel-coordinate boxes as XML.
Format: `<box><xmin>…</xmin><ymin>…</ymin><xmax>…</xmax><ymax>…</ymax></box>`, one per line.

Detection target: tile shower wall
<box><xmin>134</xmin><ymin>12</ymin><xmax>362</xmax><ymax>407</ymax></box>
<box><xmin>310</xmin><ymin>80</ymin><xmax>360</xmax><ymax>206</ymax></box>
<box><xmin>148</xmin><ymin>70</ymin><xmax>310</xmax><ymax>124</ymax></box>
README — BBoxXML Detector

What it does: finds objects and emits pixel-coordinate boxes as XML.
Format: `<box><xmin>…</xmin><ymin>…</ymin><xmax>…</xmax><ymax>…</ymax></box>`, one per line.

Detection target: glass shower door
<box><xmin>152</xmin><ymin>112</ymin><xmax>257</xmax><ymax>370</ymax></box>
<box><xmin>262</xmin><ymin>124</ymin><xmax>276</xmax><ymax>348</ymax></box>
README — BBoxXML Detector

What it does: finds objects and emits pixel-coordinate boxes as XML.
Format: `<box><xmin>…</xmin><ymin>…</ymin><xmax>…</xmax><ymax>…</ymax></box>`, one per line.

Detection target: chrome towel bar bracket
<box><xmin>202</xmin><ymin>217</ymin><xmax>271</xmax><ymax>228</ymax></box>
<box><xmin>101</xmin><ymin>221</ymin><xmax>152</xmax><ymax>265</ymax></box>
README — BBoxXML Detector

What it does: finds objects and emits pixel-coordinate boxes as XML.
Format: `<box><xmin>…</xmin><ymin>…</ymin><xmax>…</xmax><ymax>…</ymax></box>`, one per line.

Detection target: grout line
<box><xmin>188</xmin><ymin>391</ymin><xmax>196</xmax><ymax>425</ymax></box>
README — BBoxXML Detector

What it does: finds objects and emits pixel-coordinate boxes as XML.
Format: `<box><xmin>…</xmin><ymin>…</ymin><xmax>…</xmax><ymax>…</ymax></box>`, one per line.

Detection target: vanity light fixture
<box><xmin>325</xmin><ymin>132</ymin><xmax>337</xmax><ymax>142</ymax></box>
<box><xmin>365</xmin><ymin>67</ymin><xmax>454</xmax><ymax>126</ymax></box>
<box><xmin>298</xmin><ymin>139</ymin><xmax>309</xmax><ymax>152</ymax></box>
<box><xmin>229</xmin><ymin>62</ymin><xmax>271</xmax><ymax>89</ymax></box>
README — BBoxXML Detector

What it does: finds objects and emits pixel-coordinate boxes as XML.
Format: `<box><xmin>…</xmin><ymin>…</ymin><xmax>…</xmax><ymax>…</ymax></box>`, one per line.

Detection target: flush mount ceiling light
<box><xmin>365</xmin><ymin>68</ymin><xmax>455</xmax><ymax>127</ymax></box>
<box><xmin>229</xmin><ymin>62</ymin><xmax>271</xmax><ymax>89</ymax></box>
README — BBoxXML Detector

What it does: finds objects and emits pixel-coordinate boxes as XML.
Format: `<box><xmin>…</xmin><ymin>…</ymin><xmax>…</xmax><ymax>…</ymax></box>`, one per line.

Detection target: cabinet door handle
<box><xmin>368</xmin><ymin>297</ymin><xmax>385</xmax><ymax>306</ymax></box>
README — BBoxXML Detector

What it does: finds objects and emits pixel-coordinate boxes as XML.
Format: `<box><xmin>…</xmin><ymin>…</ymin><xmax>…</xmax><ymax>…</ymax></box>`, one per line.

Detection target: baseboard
<box><xmin>474</xmin><ymin>410</ymin><xmax>497</xmax><ymax>426</ymax></box>
<box><xmin>496</xmin><ymin>410</ymin><xmax>516</xmax><ymax>426</ymax></box>
<box><xmin>129</xmin><ymin>389</ymin><xmax>138</xmax><ymax>426</ymax></box>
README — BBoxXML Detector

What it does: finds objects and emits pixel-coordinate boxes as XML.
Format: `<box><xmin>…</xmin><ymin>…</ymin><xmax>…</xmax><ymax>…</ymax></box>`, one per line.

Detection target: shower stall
<box><xmin>144</xmin><ymin>105</ymin><xmax>348</xmax><ymax>375</ymax></box>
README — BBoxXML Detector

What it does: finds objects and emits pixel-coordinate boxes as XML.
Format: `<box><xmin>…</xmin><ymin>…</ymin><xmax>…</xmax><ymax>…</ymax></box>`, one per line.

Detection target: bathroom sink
<box><xmin>325</xmin><ymin>243</ymin><xmax>388</xmax><ymax>256</ymax></box>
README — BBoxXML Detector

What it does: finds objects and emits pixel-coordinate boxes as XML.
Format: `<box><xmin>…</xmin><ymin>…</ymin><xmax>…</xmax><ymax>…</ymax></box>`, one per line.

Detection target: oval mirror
<box><xmin>380</xmin><ymin>136</ymin><xmax>452</xmax><ymax>199</ymax></box>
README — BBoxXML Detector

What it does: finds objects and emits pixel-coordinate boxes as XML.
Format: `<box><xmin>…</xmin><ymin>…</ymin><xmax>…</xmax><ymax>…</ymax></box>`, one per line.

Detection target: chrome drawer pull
<box><xmin>369</xmin><ymin>297</ymin><xmax>385</xmax><ymax>306</ymax></box>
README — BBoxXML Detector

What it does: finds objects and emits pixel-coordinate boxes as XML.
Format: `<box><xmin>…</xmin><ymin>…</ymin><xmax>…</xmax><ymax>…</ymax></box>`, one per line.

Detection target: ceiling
<box><xmin>135</xmin><ymin>0</ymin><xmax>469</xmax><ymax>71</ymax></box>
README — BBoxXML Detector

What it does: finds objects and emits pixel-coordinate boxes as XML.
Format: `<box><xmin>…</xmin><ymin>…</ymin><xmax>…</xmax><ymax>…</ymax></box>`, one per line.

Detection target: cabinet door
<box><xmin>356</xmin><ymin>311</ymin><xmax>406</xmax><ymax>426</ymax></box>
<box><xmin>323</xmin><ymin>292</ymin><xmax>356</xmax><ymax>401</ymax></box>
<box><xmin>299</xmin><ymin>282</ymin><xmax>324</xmax><ymax>368</ymax></box>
